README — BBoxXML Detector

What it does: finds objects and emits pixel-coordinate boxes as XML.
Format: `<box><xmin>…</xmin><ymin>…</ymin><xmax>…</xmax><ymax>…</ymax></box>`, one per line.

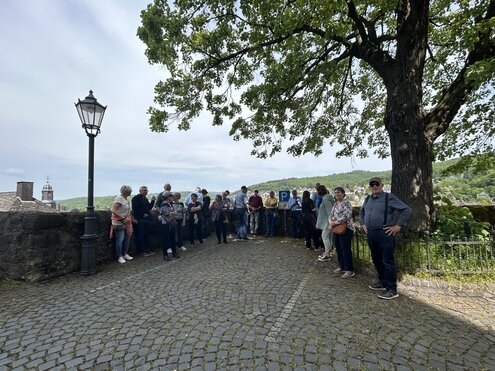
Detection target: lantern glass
<box><xmin>75</xmin><ymin>90</ymin><xmax>106</xmax><ymax>137</ymax></box>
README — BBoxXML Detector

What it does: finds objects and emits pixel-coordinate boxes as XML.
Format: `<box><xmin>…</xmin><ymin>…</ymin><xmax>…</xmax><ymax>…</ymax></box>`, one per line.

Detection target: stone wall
<box><xmin>1</xmin><ymin>205</ymin><xmax>494</xmax><ymax>281</ymax></box>
<box><xmin>0</xmin><ymin>211</ymin><xmax>161</xmax><ymax>281</ymax></box>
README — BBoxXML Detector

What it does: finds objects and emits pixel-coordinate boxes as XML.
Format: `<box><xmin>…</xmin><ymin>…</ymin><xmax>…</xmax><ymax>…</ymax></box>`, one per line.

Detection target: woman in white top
<box><xmin>111</xmin><ymin>185</ymin><xmax>134</xmax><ymax>264</ymax></box>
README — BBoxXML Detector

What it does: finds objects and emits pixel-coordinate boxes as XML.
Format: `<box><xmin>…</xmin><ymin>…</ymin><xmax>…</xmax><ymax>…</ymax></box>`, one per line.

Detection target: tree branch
<box><xmin>338</xmin><ymin>56</ymin><xmax>353</xmax><ymax>114</ymax></box>
<box><xmin>424</xmin><ymin>0</ymin><xmax>495</xmax><ymax>142</ymax></box>
<box><xmin>205</xmin><ymin>24</ymin><xmax>326</xmax><ymax>70</ymax></box>
<box><xmin>346</xmin><ymin>1</ymin><xmax>368</xmax><ymax>44</ymax></box>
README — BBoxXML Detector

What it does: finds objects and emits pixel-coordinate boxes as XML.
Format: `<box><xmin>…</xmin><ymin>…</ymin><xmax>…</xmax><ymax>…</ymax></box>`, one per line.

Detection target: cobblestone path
<box><xmin>1</xmin><ymin>237</ymin><xmax>494</xmax><ymax>370</ymax></box>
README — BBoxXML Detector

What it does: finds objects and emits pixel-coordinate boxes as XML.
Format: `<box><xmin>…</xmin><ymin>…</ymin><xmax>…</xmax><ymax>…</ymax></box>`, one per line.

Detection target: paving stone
<box><xmin>0</xmin><ymin>239</ymin><xmax>493</xmax><ymax>370</ymax></box>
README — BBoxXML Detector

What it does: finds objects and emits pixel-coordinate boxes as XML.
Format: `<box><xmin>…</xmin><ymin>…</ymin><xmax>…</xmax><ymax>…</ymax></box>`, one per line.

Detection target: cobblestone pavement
<box><xmin>1</xmin><ymin>236</ymin><xmax>494</xmax><ymax>370</ymax></box>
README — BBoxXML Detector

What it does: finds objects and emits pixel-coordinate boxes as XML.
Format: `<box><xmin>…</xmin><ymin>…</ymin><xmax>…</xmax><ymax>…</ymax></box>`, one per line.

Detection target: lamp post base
<box><xmin>80</xmin><ymin>233</ymin><xmax>98</xmax><ymax>276</ymax></box>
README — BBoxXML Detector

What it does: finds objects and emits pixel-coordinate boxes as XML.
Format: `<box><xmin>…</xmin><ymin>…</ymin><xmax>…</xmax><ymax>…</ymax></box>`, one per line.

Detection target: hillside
<box><xmin>59</xmin><ymin>159</ymin><xmax>494</xmax><ymax>209</ymax></box>
<box><xmin>248</xmin><ymin>158</ymin><xmax>494</xmax><ymax>204</ymax></box>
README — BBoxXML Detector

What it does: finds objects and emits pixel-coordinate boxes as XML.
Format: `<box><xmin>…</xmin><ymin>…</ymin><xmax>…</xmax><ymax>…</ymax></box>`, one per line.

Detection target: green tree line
<box><xmin>59</xmin><ymin>159</ymin><xmax>494</xmax><ymax>210</ymax></box>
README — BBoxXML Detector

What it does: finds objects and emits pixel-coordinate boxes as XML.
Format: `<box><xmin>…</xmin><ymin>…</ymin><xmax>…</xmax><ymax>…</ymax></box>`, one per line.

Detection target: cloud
<box><xmin>2</xmin><ymin>168</ymin><xmax>25</xmax><ymax>177</ymax></box>
<box><xmin>0</xmin><ymin>0</ymin><xmax>391</xmax><ymax>200</ymax></box>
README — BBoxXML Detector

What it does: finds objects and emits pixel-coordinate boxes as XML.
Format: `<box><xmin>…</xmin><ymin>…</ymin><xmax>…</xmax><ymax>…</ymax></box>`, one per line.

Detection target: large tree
<box><xmin>137</xmin><ymin>0</ymin><xmax>495</xmax><ymax>229</ymax></box>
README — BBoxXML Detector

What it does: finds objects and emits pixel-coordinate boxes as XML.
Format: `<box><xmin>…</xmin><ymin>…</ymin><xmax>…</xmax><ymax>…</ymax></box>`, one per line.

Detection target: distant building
<box><xmin>0</xmin><ymin>181</ymin><xmax>59</xmax><ymax>213</ymax></box>
<box><xmin>41</xmin><ymin>177</ymin><xmax>57</xmax><ymax>209</ymax></box>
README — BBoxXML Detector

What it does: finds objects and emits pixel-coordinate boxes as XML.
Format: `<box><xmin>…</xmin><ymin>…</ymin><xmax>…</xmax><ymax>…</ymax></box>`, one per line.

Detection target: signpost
<box><xmin>278</xmin><ymin>190</ymin><xmax>290</xmax><ymax>236</ymax></box>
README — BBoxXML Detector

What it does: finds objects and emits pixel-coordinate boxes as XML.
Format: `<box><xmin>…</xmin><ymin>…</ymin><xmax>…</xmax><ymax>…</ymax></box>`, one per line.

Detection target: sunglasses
<box><xmin>369</xmin><ymin>182</ymin><xmax>380</xmax><ymax>187</ymax></box>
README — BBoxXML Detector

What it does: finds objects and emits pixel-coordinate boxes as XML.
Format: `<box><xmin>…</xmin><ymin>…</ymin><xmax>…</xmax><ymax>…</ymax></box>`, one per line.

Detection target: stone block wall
<box><xmin>1</xmin><ymin>205</ymin><xmax>493</xmax><ymax>282</ymax></box>
<box><xmin>0</xmin><ymin>211</ymin><xmax>161</xmax><ymax>281</ymax></box>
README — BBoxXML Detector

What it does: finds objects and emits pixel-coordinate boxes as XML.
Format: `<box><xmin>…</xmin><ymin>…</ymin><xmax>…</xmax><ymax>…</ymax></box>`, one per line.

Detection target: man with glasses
<box><xmin>360</xmin><ymin>177</ymin><xmax>411</xmax><ymax>300</ymax></box>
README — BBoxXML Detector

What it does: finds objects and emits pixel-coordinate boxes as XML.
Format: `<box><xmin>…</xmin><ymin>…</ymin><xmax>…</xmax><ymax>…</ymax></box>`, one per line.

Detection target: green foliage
<box><xmin>248</xmin><ymin>158</ymin><xmax>495</xmax><ymax>206</ymax></box>
<box><xmin>248</xmin><ymin>170</ymin><xmax>390</xmax><ymax>193</ymax></box>
<box><xmin>432</xmin><ymin>199</ymin><xmax>491</xmax><ymax>239</ymax></box>
<box><xmin>59</xmin><ymin>196</ymin><xmax>117</xmax><ymax>211</ymax></box>
<box><xmin>137</xmin><ymin>0</ymin><xmax>495</xmax><ymax>161</ymax></box>
<box><xmin>58</xmin><ymin>159</ymin><xmax>494</xmax><ymax>210</ymax></box>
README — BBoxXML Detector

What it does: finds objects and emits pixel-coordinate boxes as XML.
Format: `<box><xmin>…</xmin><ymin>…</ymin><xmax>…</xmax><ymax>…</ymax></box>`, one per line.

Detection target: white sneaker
<box><xmin>167</xmin><ymin>248</ymin><xmax>172</xmax><ymax>254</ymax></box>
<box><xmin>118</xmin><ymin>257</ymin><xmax>126</xmax><ymax>264</ymax></box>
<box><xmin>123</xmin><ymin>254</ymin><xmax>133</xmax><ymax>261</ymax></box>
<box><xmin>180</xmin><ymin>246</ymin><xmax>187</xmax><ymax>251</ymax></box>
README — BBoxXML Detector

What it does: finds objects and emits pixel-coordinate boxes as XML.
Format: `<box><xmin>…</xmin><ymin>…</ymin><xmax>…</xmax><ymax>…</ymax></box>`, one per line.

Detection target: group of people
<box><xmin>110</xmin><ymin>177</ymin><xmax>412</xmax><ymax>300</ymax></box>
<box><xmin>109</xmin><ymin>184</ymin><xmax>260</xmax><ymax>262</ymax></box>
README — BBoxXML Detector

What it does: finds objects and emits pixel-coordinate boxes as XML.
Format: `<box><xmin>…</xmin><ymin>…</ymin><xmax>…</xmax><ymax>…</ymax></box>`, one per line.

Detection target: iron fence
<box><xmin>352</xmin><ymin>230</ymin><xmax>495</xmax><ymax>275</ymax></box>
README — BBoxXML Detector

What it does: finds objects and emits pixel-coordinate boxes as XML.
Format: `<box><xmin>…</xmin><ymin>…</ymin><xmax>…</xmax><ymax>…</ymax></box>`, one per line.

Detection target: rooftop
<box><xmin>0</xmin><ymin>192</ymin><xmax>59</xmax><ymax>213</ymax></box>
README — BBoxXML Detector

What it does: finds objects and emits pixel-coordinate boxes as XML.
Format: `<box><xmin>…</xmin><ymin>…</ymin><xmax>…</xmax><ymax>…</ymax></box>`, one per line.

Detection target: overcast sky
<box><xmin>0</xmin><ymin>0</ymin><xmax>391</xmax><ymax>200</ymax></box>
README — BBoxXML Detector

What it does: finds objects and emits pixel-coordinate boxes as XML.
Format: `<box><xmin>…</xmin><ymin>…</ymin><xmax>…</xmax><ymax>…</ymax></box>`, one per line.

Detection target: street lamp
<box><xmin>75</xmin><ymin>90</ymin><xmax>107</xmax><ymax>275</ymax></box>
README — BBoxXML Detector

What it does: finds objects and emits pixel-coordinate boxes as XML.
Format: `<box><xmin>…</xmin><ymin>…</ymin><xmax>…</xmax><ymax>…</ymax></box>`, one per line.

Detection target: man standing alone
<box><xmin>360</xmin><ymin>177</ymin><xmax>412</xmax><ymax>300</ymax></box>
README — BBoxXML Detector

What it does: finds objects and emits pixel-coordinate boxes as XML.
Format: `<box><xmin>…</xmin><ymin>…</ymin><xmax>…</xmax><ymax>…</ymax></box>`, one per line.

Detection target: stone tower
<box><xmin>41</xmin><ymin>176</ymin><xmax>56</xmax><ymax>209</ymax></box>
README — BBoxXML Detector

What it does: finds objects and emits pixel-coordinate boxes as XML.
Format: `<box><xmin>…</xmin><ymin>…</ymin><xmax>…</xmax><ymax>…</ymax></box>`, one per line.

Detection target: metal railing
<box><xmin>352</xmin><ymin>230</ymin><xmax>495</xmax><ymax>275</ymax></box>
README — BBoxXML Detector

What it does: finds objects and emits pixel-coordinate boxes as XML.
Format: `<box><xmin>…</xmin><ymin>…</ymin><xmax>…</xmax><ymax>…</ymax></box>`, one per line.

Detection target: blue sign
<box><xmin>279</xmin><ymin>190</ymin><xmax>290</xmax><ymax>202</ymax></box>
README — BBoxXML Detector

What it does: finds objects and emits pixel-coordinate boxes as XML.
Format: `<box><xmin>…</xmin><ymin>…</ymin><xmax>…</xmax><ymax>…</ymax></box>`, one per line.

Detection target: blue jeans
<box><xmin>265</xmin><ymin>209</ymin><xmax>277</xmax><ymax>236</ymax></box>
<box><xmin>367</xmin><ymin>229</ymin><xmax>397</xmax><ymax>291</ymax></box>
<box><xmin>333</xmin><ymin>228</ymin><xmax>354</xmax><ymax>271</ymax></box>
<box><xmin>115</xmin><ymin>229</ymin><xmax>130</xmax><ymax>257</ymax></box>
<box><xmin>235</xmin><ymin>208</ymin><xmax>248</xmax><ymax>238</ymax></box>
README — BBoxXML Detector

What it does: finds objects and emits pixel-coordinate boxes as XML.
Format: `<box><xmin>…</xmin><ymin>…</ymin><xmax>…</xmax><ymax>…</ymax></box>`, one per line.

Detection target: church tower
<box><xmin>41</xmin><ymin>176</ymin><xmax>56</xmax><ymax>209</ymax></box>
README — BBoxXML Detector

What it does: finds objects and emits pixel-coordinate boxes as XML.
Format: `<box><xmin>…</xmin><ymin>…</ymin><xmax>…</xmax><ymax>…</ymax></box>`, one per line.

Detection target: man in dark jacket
<box><xmin>360</xmin><ymin>177</ymin><xmax>412</xmax><ymax>300</ymax></box>
<box><xmin>132</xmin><ymin>186</ymin><xmax>155</xmax><ymax>256</ymax></box>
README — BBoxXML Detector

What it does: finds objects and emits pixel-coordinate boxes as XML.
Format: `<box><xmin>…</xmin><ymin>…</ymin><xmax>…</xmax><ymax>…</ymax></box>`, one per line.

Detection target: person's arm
<box><xmin>384</xmin><ymin>194</ymin><xmax>412</xmax><ymax>236</ymax></box>
<box><xmin>288</xmin><ymin>198</ymin><xmax>294</xmax><ymax>210</ymax></box>
<box><xmin>389</xmin><ymin>194</ymin><xmax>412</xmax><ymax>227</ymax></box>
<box><xmin>111</xmin><ymin>202</ymin><xmax>122</xmax><ymax>216</ymax></box>
<box><xmin>153</xmin><ymin>194</ymin><xmax>162</xmax><ymax>209</ymax></box>
<box><xmin>147</xmin><ymin>195</ymin><xmax>155</xmax><ymax>212</ymax></box>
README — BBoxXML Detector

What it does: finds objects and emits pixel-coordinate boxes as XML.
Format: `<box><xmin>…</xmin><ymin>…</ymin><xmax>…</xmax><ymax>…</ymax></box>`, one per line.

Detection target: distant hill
<box><xmin>248</xmin><ymin>158</ymin><xmax>465</xmax><ymax>192</ymax></box>
<box><xmin>59</xmin><ymin>191</ymin><xmax>212</xmax><ymax>211</ymax></box>
<box><xmin>59</xmin><ymin>158</ymin><xmax>494</xmax><ymax>209</ymax></box>
<box><xmin>59</xmin><ymin>195</ymin><xmax>116</xmax><ymax>211</ymax></box>
<box><xmin>248</xmin><ymin>169</ymin><xmax>391</xmax><ymax>193</ymax></box>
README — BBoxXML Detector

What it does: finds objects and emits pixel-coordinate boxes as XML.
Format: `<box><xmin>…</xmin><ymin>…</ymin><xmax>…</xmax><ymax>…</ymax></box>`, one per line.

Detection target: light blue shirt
<box><xmin>288</xmin><ymin>196</ymin><xmax>302</xmax><ymax>212</ymax></box>
<box><xmin>234</xmin><ymin>192</ymin><xmax>248</xmax><ymax>209</ymax></box>
<box><xmin>316</xmin><ymin>194</ymin><xmax>335</xmax><ymax>229</ymax></box>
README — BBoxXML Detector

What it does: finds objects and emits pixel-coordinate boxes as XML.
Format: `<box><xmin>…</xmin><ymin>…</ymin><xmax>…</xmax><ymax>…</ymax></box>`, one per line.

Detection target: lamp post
<box><xmin>75</xmin><ymin>90</ymin><xmax>107</xmax><ymax>276</ymax></box>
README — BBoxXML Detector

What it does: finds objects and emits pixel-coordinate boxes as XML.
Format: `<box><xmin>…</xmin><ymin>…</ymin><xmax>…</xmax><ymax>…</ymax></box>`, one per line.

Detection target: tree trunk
<box><xmin>385</xmin><ymin>94</ymin><xmax>434</xmax><ymax>231</ymax></box>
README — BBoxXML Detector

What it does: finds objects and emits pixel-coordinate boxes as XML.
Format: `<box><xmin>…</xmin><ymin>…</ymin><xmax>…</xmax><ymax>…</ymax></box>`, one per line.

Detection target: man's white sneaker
<box><xmin>167</xmin><ymin>248</ymin><xmax>172</xmax><ymax>254</ymax></box>
<box><xmin>180</xmin><ymin>246</ymin><xmax>187</xmax><ymax>251</ymax></box>
<box><xmin>123</xmin><ymin>254</ymin><xmax>133</xmax><ymax>261</ymax></box>
<box><xmin>118</xmin><ymin>256</ymin><xmax>126</xmax><ymax>264</ymax></box>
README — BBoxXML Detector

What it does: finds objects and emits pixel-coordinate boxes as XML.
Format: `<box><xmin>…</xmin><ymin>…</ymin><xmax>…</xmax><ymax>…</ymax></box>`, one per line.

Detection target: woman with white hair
<box><xmin>111</xmin><ymin>185</ymin><xmax>135</xmax><ymax>264</ymax></box>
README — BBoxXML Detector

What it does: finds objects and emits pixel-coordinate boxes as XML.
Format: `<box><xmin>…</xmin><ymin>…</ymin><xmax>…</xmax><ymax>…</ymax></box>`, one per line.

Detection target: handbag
<box><xmin>331</xmin><ymin>223</ymin><xmax>347</xmax><ymax>235</ymax></box>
